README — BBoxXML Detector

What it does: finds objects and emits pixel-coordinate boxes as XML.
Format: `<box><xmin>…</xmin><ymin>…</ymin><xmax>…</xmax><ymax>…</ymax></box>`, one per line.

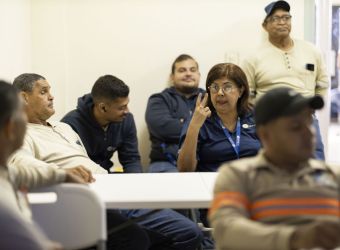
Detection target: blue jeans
<box><xmin>121</xmin><ymin>209</ymin><xmax>202</xmax><ymax>250</ymax></box>
<box><xmin>313</xmin><ymin>116</ymin><xmax>325</xmax><ymax>160</ymax></box>
<box><xmin>148</xmin><ymin>161</ymin><xmax>178</xmax><ymax>173</ymax></box>
<box><xmin>106</xmin><ymin>210</ymin><xmax>150</xmax><ymax>250</ymax></box>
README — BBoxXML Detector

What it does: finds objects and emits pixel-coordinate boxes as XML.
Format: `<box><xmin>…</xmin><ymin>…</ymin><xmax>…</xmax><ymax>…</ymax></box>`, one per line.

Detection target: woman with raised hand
<box><xmin>177</xmin><ymin>63</ymin><xmax>261</xmax><ymax>172</ymax></box>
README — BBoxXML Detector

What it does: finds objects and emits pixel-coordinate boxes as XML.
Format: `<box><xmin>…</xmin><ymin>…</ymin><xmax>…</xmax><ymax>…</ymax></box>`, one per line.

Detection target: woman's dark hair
<box><xmin>206</xmin><ymin>63</ymin><xmax>249</xmax><ymax>116</ymax></box>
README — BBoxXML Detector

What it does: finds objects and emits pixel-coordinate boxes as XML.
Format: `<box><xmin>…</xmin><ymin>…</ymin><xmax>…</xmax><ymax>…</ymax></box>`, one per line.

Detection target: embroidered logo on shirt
<box><xmin>242</xmin><ymin>123</ymin><xmax>255</xmax><ymax>129</ymax></box>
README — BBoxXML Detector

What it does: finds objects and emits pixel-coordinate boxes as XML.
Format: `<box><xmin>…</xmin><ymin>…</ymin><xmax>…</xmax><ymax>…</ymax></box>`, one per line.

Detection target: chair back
<box><xmin>29</xmin><ymin>183</ymin><xmax>106</xmax><ymax>250</ymax></box>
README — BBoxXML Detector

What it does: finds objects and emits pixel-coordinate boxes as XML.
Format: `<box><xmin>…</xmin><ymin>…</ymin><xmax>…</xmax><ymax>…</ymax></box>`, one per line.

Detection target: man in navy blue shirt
<box><xmin>62</xmin><ymin>75</ymin><xmax>141</xmax><ymax>173</ymax></box>
<box><xmin>62</xmin><ymin>74</ymin><xmax>203</xmax><ymax>250</ymax></box>
<box><xmin>145</xmin><ymin>54</ymin><xmax>205</xmax><ymax>172</ymax></box>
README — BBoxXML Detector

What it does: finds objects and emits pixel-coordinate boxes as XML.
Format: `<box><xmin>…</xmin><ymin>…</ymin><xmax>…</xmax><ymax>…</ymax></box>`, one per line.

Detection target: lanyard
<box><xmin>217</xmin><ymin>117</ymin><xmax>241</xmax><ymax>159</ymax></box>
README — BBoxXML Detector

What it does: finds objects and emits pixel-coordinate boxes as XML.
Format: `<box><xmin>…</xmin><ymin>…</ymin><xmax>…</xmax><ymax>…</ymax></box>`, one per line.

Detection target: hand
<box><xmin>47</xmin><ymin>241</ymin><xmax>63</xmax><ymax>250</ymax></box>
<box><xmin>290</xmin><ymin>221</ymin><xmax>340</xmax><ymax>250</ymax></box>
<box><xmin>65</xmin><ymin>166</ymin><xmax>96</xmax><ymax>183</ymax></box>
<box><xmin>190</xmin><ymin>93</ymin><xmax>211</xmax><ymax>129</ymax></box>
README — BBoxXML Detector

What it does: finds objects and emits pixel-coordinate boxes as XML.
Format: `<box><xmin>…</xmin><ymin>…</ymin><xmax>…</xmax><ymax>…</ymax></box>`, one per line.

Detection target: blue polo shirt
<box><xmin>179</xmin><ymin>112</ymin><xmax>261</xmax><ymax>172</ymax></box>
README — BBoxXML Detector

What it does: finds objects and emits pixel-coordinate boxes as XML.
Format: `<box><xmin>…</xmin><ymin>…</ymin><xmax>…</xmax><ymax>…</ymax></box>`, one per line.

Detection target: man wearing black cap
<box><xmin>241</xmin><ymin>0</ymin><xmax>328</xmax><ymax>160</ymax></box>
<box><xmin>209</xmin><ymin>88</ymin><xmax>340</xmax><ymax>250</ymax></box>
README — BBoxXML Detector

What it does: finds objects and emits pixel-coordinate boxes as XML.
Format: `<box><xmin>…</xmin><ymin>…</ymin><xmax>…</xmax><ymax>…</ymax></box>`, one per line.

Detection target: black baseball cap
<box><xmin>265</xmin><ymin>0</ymin><xmax>290</xmax><ymax>17</ymax></box>
<box><xmin>255</xmin><ymin>87</ymin><xmax>324</xmax><ymax>126</ymax></box>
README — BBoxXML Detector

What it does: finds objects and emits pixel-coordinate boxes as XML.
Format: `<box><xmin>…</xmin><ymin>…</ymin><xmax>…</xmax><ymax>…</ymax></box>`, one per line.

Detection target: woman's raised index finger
<box><xmin>201</xmin><ymin>93</ymin><xmax>209</xmax><ymax>107</ymax></box>
<box><xmin>195</xmin><ymin>93</ymin><xmax>203</xmax><ymax>107</ymax></box>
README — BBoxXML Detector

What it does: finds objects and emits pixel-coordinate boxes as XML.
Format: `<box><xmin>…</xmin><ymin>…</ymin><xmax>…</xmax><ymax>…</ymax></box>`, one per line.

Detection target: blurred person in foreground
<box><xmin>209</xmin><ymin>87</ymin><xmax>340</xmax><ymax>250</ymax></box>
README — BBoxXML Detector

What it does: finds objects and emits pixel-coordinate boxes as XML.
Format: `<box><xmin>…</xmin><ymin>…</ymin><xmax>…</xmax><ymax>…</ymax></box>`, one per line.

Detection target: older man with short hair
<box><xmin>241</xmin><ymin>0</ymin><xmax>328</xmax><ymax>160</ymax></box>
<box><xmin>0</xmin><ymin>80</ymin><xmax>85</xmax><ymax>249</ymax></box>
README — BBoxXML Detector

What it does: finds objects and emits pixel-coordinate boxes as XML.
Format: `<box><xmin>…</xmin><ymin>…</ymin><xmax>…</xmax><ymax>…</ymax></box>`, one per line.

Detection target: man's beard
<box><xmin>176</xmin><ymin>85</ymin><xmax>198</xmax><ymax>95</ymax></box>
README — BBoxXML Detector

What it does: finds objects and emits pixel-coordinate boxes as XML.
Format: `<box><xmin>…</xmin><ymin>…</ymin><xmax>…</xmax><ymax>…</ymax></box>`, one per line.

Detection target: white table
<box><xmin>90</xmin><ymin>172</ymin><xmax>218</xmax><ymax>209</ymax></box>
<box><xmin>199</xmin><ymin>172</ymin><xmax>218</xmax><ymax>194</ymax></box>
<box><xmin>29</xmin><ymin>172</ymin><xmax>219</xmax><ymax>209</ymax></box>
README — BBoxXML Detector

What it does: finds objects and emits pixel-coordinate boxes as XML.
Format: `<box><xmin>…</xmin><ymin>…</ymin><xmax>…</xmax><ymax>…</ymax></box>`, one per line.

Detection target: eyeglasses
<box><xmin>268</xmin><ymin>15</ymin><xmax>292</xmax><ymax>23</ymax></box>
<box><xmin>208</xmin><ymin>83</ymin><xmax>235</xmax><ymax>94</ymax></box>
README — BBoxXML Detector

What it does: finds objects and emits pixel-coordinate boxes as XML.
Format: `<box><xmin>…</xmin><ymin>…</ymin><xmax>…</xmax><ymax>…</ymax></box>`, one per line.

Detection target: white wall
<box><xmin>28</xmin><ymin>0</ymin><xmax>306</xmax><ymax>167</ymax></box>
<box><xmin>315</xmin><ymin>0</ymin><xmax>332</xmax><ymax>159</ymax></box>
<box><xmin>0</xmin><ymin>0</ymin><xmax>31</xmax><ymax>81</ymax></box>
<box><xmin>1</xmin><ymin>0</ymin><xmax>306</xmax><ymax>167</ymax></box>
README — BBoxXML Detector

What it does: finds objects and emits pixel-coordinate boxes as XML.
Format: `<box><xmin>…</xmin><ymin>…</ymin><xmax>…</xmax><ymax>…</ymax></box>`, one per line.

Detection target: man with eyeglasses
<box><xmin>242</xmin><ymin>0</ymin><xmax>328</xmax><ymax>160</ymax></box>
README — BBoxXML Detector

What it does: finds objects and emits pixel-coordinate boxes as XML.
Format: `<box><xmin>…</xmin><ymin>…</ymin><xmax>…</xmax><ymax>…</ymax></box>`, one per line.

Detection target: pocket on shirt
<box><xmin>301</xmin><ymin>69</ymin><xmax>316</xmax><ymax>91</ymax></box>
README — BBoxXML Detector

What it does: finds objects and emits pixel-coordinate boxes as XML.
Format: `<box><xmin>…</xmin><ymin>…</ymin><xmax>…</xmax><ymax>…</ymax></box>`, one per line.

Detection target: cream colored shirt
<box><xmin>1</xmin><ymin>164</ymin><xmax>66</xmax><ymax>221</ymax></box>
<box><xmin>9</xmin><ymin>122</ymin><xmax>107</xmax><ymax>174</ymax></box>
<box><xmin>0</xmin><ymin>164</ymin><xmax>65</xmax><ymax>249</ymax></box>
<box><xmin>241</xmin><ymin>39</ymin><xmax>329</xmax><ymax>99</ymax></box>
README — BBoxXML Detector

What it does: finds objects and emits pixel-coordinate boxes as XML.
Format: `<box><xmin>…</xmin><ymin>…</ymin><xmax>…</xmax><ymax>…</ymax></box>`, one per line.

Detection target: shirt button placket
<box><xmin>285</xmin><ymin>52</ymin><xmax>291</xmax><ymax>70</ymax></box>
